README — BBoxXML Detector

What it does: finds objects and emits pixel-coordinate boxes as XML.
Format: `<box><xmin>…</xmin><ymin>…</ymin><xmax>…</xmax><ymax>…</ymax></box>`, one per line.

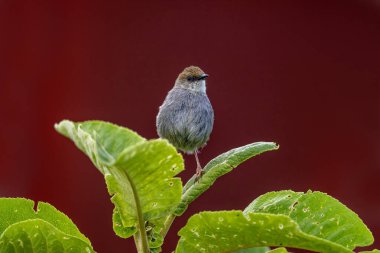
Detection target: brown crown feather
<box><xmin>178</xmin><ymin>66</ymin><xmax>205</xmax><ymax>81</ymax></box>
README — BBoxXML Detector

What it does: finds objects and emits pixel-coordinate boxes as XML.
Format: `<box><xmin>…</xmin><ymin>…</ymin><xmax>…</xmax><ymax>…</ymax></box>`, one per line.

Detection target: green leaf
<box><xmin>55</xmin><ymin>120</ymin><xmax>184</xmax><ymax>250</ymax></box>
<box><xmin>176</xmin><ymin>190</ymin><xmax>375</xmax><ymax>253</ymax></box>
<box><xmin>55</xmin><ymin>120</ymin><xmax>145</xmax><ymax>173</ymax></box>
<box><xmin>176</xmin><ymin>211</ymin><xmax>353</xmax><ymax>253</ymax></box>
<box><xmin>360</xmin><ymin>250</ymin><xmax>380</xmax><ymax>253</ymax></box>
<box><xmin>244</xmin><ymin>190</ymin><xmax>374</xmax><ymax>249</ymax></box>
<box><xmin>112</xmin><ymin>208</ymin><xmax>136</xmax><ymax>238</ymax></box>
<box><xmin>0</xmin><ymin>198</ymin><xmax>94</xmax><ymax>252</ymax></box>
<box><xmin>106</xmin><ymin>139</ymin><xmax>183</xmax><ymax>227</ymax></box>
<box><xmin>105</xmin><ymin>139</ymin><xmax>184</xmax><ymax>251</ymax></box>
<box><xmin>175</xmin><ymin>142</ymin><xmax>279</xmax><ymax>215</ymax></box>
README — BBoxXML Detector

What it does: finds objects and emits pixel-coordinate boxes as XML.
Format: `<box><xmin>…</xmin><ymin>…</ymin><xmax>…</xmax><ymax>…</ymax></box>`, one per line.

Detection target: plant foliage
<box><xmin>55</xmin><ymin>120</ymin><xmax>184</xmax><ymax>252</ymax></box>
<box><xmin>0</xmin><ymin>198</ymin><xmax>94</xmax><ymax>252</ymax></box>
<box><xmin>2</xmin><ymin>119</ymin><xmax>377</xmax><ymax>253</ymax></box>
<box><xmin>54</xmin><ymin>120</ymin><xmax>378</xmax><ymax>253</ymax></box>
<box><xmin>176</xmin><ymin>190</ymin><xmax>374</xmax><ymax>253</ymax></box>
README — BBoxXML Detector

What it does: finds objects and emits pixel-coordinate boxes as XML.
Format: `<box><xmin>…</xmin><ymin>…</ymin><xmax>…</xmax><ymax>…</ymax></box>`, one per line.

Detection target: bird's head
<box><xmin>175</xmin><ymin>66</ymin><xmax>209</xmax><ymax>93</ymax></box>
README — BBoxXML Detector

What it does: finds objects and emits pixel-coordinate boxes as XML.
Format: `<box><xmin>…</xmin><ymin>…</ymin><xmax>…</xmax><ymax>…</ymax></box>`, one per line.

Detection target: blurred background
<box><xmin>0</xmin><ymin>0</ymin><xmax>379</xmax><ymax>252</ymax></box>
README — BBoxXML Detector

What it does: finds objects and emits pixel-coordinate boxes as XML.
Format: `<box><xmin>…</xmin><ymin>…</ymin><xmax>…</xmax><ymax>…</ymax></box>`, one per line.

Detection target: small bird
<box><xmin>156</xmin><ymin>66</ymin><xmax>214</xmax><ymax>178</ymax></box>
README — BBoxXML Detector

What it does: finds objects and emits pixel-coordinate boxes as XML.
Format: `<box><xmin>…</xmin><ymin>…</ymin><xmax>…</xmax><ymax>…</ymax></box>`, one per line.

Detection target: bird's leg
<box><xmin>194</xmin><ymin>150</ymin><xmax>203</xmax><ymax>180</ymax></box>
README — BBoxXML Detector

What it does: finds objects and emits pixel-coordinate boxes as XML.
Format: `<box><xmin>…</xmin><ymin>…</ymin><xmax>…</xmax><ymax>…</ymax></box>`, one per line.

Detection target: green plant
<box><xmin>0</xmin><ymin>119</ymin><xmax>378</xmax><ymax>253</ymax></box>
<box><xmin>0</xmin><ymin>198</ymin><xmax>94</xmax><ymax>252</ymax></box>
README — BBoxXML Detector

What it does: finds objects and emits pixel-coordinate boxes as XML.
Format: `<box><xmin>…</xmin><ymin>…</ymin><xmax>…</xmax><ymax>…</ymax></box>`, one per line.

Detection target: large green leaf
<box><xmin>105</xmin><ymin>139</ymin><xmax>184</xmax><ymax>230</ymax></box>
<box><xmin>0</xmin><ymin>198</ymin><xmax>94</xmax><ymax>252</ymax></box>
<box><xmin>55</xmin><ymin>120</ymin><xmax>145</xmax><ymax>172</ymax></box>
<box><xmin>244</xmin><ymin>190</ymin><xmax>373</xmax><ymax>249</ymax></box>
<box><xmin>175</xmin><ymin>142</ymin><xmax>279</xmax><ymax>215</ymax></box>
<box><xmin>55</xmin><ymin>120</ymin><xmax>184</xmax><ymax>250</ymax></box>
<box><xmin>176</xmin><ymin>190</ymin><xmax>375</xmax><ymax>253</ymax></box>
<box><xmin>176</xmin><ymin>211</ymin><xmax>353</xmax><ymax>253</ymax></box>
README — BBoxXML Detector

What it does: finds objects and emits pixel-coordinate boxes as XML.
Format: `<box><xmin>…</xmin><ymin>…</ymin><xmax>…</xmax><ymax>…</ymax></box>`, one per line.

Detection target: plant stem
<box><xmin>123</xmin><ymin>169</ymin><xmax>150</xmax><ymax>253</ymax></box>
<box><xmin>160</xmin><ymin>214</ymin><xmax>176</xmax><ymax>238</ymax></box>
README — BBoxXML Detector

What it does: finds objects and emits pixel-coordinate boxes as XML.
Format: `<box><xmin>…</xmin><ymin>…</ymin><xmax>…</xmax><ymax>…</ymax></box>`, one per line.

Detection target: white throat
<box><xmin>198</xmin><ymin>80</ymin><xmax>206</xmax><ymax>93</ymax></box>
<box><xmin>188</xmin><ymin>80</ymin><xmax>206</xmax><ymax>93</ymax></box>
<box><xmin>176</xmin><ymin>79</ymin><xmax>207</xmax><ymax>93</ymax></box>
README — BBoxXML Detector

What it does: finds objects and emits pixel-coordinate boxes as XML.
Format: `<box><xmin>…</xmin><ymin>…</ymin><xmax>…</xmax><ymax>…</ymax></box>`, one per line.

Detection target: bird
<box><xmin>156</xmin><ymin>66</ymin><xmax>214</xmax><ymax>178</ymax></box>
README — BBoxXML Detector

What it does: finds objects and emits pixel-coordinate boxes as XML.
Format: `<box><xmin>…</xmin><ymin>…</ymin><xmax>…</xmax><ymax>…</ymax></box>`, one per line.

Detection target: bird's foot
<box><xmin>195</xmin><ymin>166</ymin><xmax>204</xmax><ymax>182</ymax></box>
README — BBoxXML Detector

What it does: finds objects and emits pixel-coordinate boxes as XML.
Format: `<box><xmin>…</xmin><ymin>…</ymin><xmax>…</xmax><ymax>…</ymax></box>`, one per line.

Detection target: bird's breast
<box><xmin>156</xmin><ymin>88</ymin><xmax>214</xmax><ymax>153</ymax></box>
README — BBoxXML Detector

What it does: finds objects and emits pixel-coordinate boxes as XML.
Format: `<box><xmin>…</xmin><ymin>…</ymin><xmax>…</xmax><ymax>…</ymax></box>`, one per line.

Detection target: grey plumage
<box><xmin>156</xmin><ymin>87</ymin><xmax>214</xmax><ymax>153</ymax></box>
<box><xmin>156</xmin><ymin>66</ymin><xmax>214</xmax><ymax>176</ymax></box>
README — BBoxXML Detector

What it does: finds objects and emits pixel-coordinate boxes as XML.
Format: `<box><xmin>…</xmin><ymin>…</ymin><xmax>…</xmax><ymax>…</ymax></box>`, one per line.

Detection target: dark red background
<box><xmin>1</xmin><ymin>0</ymin><xmax>379</xmax><ymax>252</ymax></box>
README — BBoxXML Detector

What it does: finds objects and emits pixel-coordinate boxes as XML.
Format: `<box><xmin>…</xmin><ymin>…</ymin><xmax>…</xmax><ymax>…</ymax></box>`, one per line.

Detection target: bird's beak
<box><xmin>198</xmin><ymin>74</ymin><xmax>209</xmax><ymax>80</ymax></box>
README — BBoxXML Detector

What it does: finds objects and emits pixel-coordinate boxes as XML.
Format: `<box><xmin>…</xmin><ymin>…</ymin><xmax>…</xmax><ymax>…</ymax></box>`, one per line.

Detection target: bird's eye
<box><xmin>187</xmin><ymin>77</ymin><xmax>194</xmax><ymax>81</ymax></box>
